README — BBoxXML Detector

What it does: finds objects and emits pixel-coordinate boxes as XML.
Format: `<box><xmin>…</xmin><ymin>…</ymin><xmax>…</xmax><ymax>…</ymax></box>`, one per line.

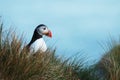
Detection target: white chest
<box><xmin>30</xmin><ymin>38</ymin><xmax>47</xmax><ymax>52</ymax></box>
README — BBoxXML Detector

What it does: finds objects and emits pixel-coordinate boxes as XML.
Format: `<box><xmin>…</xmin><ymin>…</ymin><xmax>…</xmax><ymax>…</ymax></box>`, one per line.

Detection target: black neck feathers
<box><xmin>27</xmin><ymin>29</ymin><xmax>42</xmax><ymax>47</ymax></box>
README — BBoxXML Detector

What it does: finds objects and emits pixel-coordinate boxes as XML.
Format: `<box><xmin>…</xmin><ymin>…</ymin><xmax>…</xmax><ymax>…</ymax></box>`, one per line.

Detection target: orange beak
<box><xmin>46</xmin><ymin>30</ymin><xmax>52</xmax><ymax>38</ymax></box>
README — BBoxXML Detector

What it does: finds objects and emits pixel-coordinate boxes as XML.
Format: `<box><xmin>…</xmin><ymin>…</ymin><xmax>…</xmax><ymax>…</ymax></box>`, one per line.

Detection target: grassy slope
<box><xmin>95</xmin><ymin>42</ymin><xmax>120</xmax><ymax>80</ymax></box>
<box><xmin>0</xmin><ymin>22</ymin><xmax>120</xmax><ymax>80</ymax></box>
<box><xmin>0</xmin><ymin>23</ymin><xmax>98</xmax><ymax>80</ymax></box>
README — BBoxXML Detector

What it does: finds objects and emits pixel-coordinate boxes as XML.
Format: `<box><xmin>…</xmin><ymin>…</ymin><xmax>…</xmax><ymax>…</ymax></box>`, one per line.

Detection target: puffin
<box><xmin>27</xmin><ymin>24</ymin><xmax>52</xmax><ymax>53</ymax></box>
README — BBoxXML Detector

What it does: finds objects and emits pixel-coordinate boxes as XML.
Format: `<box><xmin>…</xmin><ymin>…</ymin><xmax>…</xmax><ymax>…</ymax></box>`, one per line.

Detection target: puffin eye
<box><xmin>43</xmin><ymin>27</ymin><xmax>46</xmax><ymax>30</ymax></box>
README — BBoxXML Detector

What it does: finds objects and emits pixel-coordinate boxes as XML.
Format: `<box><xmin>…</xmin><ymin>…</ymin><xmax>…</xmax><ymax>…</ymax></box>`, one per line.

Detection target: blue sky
<box><xmin>0</xmin><ymin>0</ymin><xmax>120</xmax><ymax>62</ymax></box>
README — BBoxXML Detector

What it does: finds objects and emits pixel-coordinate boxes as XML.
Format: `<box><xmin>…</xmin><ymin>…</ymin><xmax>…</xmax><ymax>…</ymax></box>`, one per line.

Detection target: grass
<box><xmin>0</xmin><ymin>21</ymin><xmax>120</xmax><ymax>80</ymax></box>
<box><xmin>95</xmin><ymin>41</ymin><xmax>120</xmax><ymax>80</ymax></box>
<box><xmin>0</xmin><ymin>22</ymin><xmax>92</xmax><ymax>80</ymax></box>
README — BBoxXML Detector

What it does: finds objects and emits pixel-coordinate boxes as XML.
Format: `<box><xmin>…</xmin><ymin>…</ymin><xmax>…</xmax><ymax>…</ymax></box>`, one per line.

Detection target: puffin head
<box><xmin>35</xmin><ymin>24</ymin><xmax>52</xmax><ymax>38</ymax></box>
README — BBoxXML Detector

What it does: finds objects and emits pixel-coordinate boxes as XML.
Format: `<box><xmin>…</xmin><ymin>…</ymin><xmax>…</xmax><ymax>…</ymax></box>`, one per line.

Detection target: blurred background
<box><xmin>0</xmin><ymin>0</ymin><xmax>120</xmax><ymax>63</ymax></box>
